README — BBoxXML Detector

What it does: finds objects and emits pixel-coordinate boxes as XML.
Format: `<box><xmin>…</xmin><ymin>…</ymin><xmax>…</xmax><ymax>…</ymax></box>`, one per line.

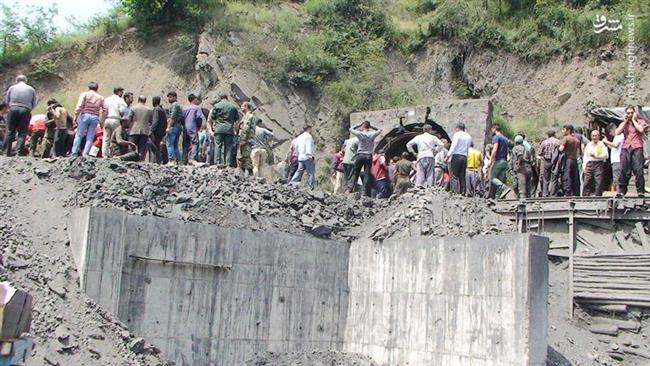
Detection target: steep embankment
<box><xmin>2</xmin><ymin>23</ymin><xmax>648</xmax><ymax>155</ymax></box>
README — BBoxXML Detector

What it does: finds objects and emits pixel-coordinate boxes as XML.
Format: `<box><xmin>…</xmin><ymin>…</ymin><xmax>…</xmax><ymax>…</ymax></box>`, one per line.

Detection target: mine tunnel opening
<box><xmin>376</xmin><ymin>119</ymin><xmax>450</xmax><ymax>161</ymax></box>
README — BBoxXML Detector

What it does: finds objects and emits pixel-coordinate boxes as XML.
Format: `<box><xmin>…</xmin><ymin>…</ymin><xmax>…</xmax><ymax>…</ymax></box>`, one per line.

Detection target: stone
<box><xmin>48</xmin><ymin>278</ymin><xmax>68</xmax><ymax>299</ymax></box>
<box><xmin>310</xmin><ymin>225</ymin><xmax>332</xmax><ymax>238</ymax></box>
<box><xmin>34</xmin><ymin>167</ymin><xmax>51</xmax><ymax>178</ymax></box>
<box><xmin>558</xmin><ymin>92</ymin><xmax>572</xmax><ymax>106</ymax></box>
<box><xmin>129</xmin><ymin>337</ymin><xmax>146</xmax><ymax>354</ymax></box>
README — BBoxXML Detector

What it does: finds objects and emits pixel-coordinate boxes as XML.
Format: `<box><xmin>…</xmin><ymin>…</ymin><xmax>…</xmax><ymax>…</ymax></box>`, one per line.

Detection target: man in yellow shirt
<box><xmin>465</xmin><ymin>142</ymin><xmax>482</xmax><ymax>197</ymax></box>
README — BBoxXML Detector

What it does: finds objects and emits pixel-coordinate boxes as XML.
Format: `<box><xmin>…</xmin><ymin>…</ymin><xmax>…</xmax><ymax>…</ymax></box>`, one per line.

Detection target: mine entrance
<box><xmin>376</xmin><ymin>120</ymin><xmax>450</xmax><ymax>161</ymax></box>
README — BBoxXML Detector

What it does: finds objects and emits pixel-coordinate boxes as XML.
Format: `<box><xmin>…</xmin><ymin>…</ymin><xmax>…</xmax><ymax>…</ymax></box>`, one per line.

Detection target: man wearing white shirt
<box><xmin>582</xmin><ymin>130</ymin><xmax>609</xmax><ymax>196</ymax></box>
<box><xmin>102</xmin><ymin>87</ymin><xmax>127</xmax><ymax>158</ymax></box>
<box><xmin>406</xmin><ymin>124</ymin><xmax>443</xmax><ymax>187</ymax></box>
<box><xmin>290</xmin><ymin>125</ymin><xmax>316</xmax><ymax>190</ymax></box>
<box><xmin>446</xmin><ymin>123</ymin><xmax>473</xmax><ymax>195</ymax></box>
<box><xmin>603</xmin><ymin>123</ymin><xmax>624</xmax><ymax>192</ymax></box>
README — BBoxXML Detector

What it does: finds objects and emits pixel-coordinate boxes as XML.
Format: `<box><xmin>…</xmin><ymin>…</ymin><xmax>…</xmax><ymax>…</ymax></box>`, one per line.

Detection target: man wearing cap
<box><xmin>4</xmin><ymin>75</ymin><xmax>37</xmax><ymax>156</ymax></box>
<box><xmin>209</xmin><ymin>92</ymin><xmax>240</xmax><ymax>167</ymax></box>
<box><xmin>101</xmin><ymin>87</ymin><xmax>127</xmax><ymax>158</ymax></box>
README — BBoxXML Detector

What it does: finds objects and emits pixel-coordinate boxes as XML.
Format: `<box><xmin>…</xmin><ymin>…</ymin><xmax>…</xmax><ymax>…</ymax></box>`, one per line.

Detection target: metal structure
<box><xmin>493</xmin><ymin>196</ymin><xmax>650</xmax><ymax>317</ymax></box>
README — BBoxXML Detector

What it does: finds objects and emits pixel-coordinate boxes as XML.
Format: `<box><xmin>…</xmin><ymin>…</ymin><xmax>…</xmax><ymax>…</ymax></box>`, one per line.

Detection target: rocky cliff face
<box><xmin>1</xmin><ymin>28</ymin><xmax>648</xmax><ymax>155</ymax></box>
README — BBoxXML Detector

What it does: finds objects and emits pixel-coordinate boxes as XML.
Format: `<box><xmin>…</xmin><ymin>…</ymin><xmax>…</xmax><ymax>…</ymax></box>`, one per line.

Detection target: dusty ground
<box><xmin>0</xmin><ymin>156</ymin><xmax>648</xmax><ymax>365</ymax></box>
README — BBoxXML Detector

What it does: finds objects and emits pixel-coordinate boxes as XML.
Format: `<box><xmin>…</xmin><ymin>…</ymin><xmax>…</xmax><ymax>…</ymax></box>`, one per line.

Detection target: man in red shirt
<box><xmin>372</xmin><ymin>152</ymin><xmax>390</xmax><ymax>199</ymax></box>
<box><xmin>615</xmin><ymin>105</ymin><xmax>648</xmax><ymax>197</ymax></box>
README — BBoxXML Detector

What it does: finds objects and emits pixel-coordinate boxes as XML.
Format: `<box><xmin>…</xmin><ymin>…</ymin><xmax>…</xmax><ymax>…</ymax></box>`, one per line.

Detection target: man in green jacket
<box><xmin>209</xmin><ymin>92</ymin><xmax>240</xmax><ymax>167</ymax></box>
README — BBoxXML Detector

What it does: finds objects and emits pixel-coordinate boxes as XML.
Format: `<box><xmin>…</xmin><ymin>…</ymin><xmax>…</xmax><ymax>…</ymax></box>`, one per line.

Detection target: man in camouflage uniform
<box><xmin>238</xmin><ymin>102</ymin><xmax>255</xmax><ymax>175</ymax></box>
<box><xmin>209</xmin><ymin>92</ymin><xmax>240</xmax><ymax>167</ymax></box>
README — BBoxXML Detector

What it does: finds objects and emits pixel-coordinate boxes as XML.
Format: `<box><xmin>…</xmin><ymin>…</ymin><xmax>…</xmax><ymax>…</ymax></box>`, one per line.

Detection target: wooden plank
<box><xmin>577</xmin><ymin>300</ymin><xmax>650</xmax><ymax>307</ymax></box>
<box><xmin>574</xmin><ymin>292</ymin><xmax>650</xmax><ymax>301</ymax></box>
<box><xmin>579</xmin><ymin>218</ymin><xmax>614</xmax><ymax>230</ymax></box>
<box><xmin>636</xmin><ymin>222</ymin><xmax>650</xmax><ymax>250</ymax></box>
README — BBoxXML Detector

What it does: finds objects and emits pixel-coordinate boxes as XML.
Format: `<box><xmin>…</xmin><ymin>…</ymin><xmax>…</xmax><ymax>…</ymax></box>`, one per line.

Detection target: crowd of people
<box><xmin>328</xmin><ymin>105</ymin><xmax>648</xmax><ymax>200</ymax></box>
<box><xmin>1</xmin><ymin>76</ymin><xmax>277</xmax><ymax>178</ymax></box>
<box><xmin>1</xmin><ymin>75</ymin><xmax>647</xmax><ymax>200</ymax></box>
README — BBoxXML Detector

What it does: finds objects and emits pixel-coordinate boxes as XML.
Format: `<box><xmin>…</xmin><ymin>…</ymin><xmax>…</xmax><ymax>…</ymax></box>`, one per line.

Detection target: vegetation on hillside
<box><xmin>393</xmin><ymin>0</ymin><xmax>650</xmax><ymax>60</ymax></box>
<box><xmin>0</xmin><ymin>3</ymin><xmax>128</xmax><ymax>69</ymax></box>
<box><xmin>2</xmin><ymin>0</ymin><xmax>647</xmax><ymax>137</ymax></box>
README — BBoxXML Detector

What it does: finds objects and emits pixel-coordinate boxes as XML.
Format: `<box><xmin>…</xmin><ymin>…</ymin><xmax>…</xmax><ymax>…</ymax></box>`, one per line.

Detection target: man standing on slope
<box><xmin>238</xmin><ymin>102</ymin><xmax>256</xmax><ymax>175</ymax></box>
<box><xmin>348</xmin><ymin>121</ymin><xmax>382</xmax><ymax>196</ymax></box>
<box><xmin>101</xmin><ymin>86</ymin><xmax>127</xmax><ymax>158</ymax></box>
<box><xmin>558</xmin><ymin>124</ymin><xmax>581</xmax><ymax>197</ymax></box>
<box><xmin>615</xmin><ymin>105</ymin><xmax>648</xmax><ymax>197</ymax></box>
<box><xmin>209</xmin><ymin>92</ymin><xmax>240</xmax><ymax>167</ymax></box>
<box><xmin>582</xmin><ymin>129</ymin><xmax>609</xmax><ymax>196</ymax></box>
<box><xmin>538</xmin><ymin>130</ymin><xmax>560</xmax><ymax>197</ymax></box>
<box><xmin>127</xmin><ymin>95</ymin><xmax>153</xmax><ymax>161</ymax></box>
<box><xmin>487</xmin><ymin>125</ymin><xmax>511</xmax><ymax>199</ymax></box>
<box><xmin>342</xmin><ymin>136</ymin><xmax>359</xmax><ymax>190</ymax></box>
<box><xmin>182</xmin><ymin>93</ymin><xmax>205</xmax><ymax>164</ymax></box>
<box><xmin>72</xmin><ymin>81</ymin><xmax>106</xmax><ymax>157</ymax></box>
<box><xmin>165</xmin><ymin>92</ymin><xmax>183</xmax><ymax>165</ymax></box>
<box><xmin>290</xmin><ymin>125</ymin><xmax>316</xmax><ymax>190</ymax></box>
<box><xmin>406</xmin><ymin>124</ymin><xmax>442</xmax><ymax>188</ymax></box>
<box><xmin>4</xmin><ymin>75</ymin><xmax>37</xmax><ymax>157</ymax></box>
<box><xmin>150</xmin><ymin>96</ymin><xmax>168</xmax><ymax>164</ymax></box>
<box><xmin>447</xmin><ymin>122</ymin><xmax>472</xmax><ymax>195</ymax></box>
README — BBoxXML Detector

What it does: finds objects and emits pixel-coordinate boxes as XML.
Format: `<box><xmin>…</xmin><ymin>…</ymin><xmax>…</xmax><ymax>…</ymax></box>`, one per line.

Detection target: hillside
<box><xmin>1</xmin><ymin>0</ymin><xmax>649</xmax><ymax>149</ymax></box>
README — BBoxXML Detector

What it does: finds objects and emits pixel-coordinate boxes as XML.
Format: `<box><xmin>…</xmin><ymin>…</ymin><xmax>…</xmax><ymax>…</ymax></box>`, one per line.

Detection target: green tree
<box><xmin>0</xmin><ymin>4</ymin><xmax>22</xmax><ymax>57</ymax></box>
<box><xmin>21</xmin><ymin>4</ymin><xmax>58</xmax><ymax>49</ymax></box>
<box><xmin>120</xmin><ymin>0</ymin><xmax>221</xmax><ymax>28</ymax></box>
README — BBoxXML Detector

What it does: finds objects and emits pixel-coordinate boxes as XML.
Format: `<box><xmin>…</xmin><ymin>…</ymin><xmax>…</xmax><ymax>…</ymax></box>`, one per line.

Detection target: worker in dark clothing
<box><xmin>511</xmin><ymin>136</ymin><xmax>534</xmax><ymax>198</ymax></box>
<box><xmin>559</xmin><ymin>124</ymin><xmax>581</xmax><ymax>196</ymax></box>
<box><xmin>394</xmin><ymin>152</ymin><xmax>413</xmax><ymax>195</ymax></box>
<box><xmin>110</xmin><ymin>117</ymin><xmax>139</xmax><ymax>161</ymax></box>
<box><xmin>150</xmin><ymin>96</ymin><xmax>168</xmax><ymax>164</ymax></box>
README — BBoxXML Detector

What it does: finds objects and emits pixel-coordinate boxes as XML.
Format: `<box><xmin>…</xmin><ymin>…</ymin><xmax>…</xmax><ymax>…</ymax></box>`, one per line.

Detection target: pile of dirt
<box><xmin>0</xmin><ymin>161</ymin><xmax>171</xmax><ymax>365</ymax></box>
<box><xmin>2</xmin><ymin>156</ymin><xmax>648</xmax><ymax>366</ymax></box>
<box><xmin>244</xmin><ymin>350</ymin><xmax>377</xmax><ymax>366</ymax></box>
<box><xmin>363</xmin><ymin>187</ymin><xmax>515</xmax><ymax>241</ymax></box>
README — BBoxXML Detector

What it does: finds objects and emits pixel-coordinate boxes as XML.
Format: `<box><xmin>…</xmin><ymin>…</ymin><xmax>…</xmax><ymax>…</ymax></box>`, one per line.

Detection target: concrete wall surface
<box><xmin>70</xmin><ymin>207</ymin><xmax>350</xmax><ymax>366</ymax></box>
<box><xmin>69</xmin><ymin>208</ymin><xmax>547</xmax><ymax>366</ymax></box>
<box><xmin>345</xmin><ymin>234</ymin><xmax>549</xmax><ymax>366</ymax></box>
<box><xmin>349</xmin><ymin>99</ymin><xmax>493</xmax><ymax>149</ymax></box>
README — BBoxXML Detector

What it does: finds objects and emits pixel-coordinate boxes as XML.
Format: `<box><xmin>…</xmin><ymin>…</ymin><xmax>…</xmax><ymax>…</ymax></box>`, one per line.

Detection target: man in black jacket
<box><xmin>150</xmin><ymin>96</ymin><xmax>167</xmax><ymax>164</ymax></box>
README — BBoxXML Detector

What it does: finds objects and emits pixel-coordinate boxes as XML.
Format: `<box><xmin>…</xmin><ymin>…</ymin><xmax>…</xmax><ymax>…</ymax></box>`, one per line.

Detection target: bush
<box><xmin>27</xmin><ymin>58</ymin><xmax>59</xmax><ymax>81</ymax></box>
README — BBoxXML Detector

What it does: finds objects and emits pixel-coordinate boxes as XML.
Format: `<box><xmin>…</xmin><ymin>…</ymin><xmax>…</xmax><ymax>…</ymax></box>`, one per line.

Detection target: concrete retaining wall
<box><xmin>346</xmin><ymin>235</ymin><xmax>548</xmax><ymax>365</ymax></box>
<box><xmin>70</xmin><ymin>208</ymin><xmax>349</xmax><ymax>365</ymax></box>
<box><xmin>69</xmin><ymin>208</ymin><xmax>547</xmax><ymax>366</ymax></box>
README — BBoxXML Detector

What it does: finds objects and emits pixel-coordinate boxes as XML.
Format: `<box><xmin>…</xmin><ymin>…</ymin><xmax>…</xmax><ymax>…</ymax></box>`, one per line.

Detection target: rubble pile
<box><xmin>0</xmin><ymin>180</ymin><xmax>171</xmax><ymax>365</ymax></box>
<box><xmin>244</xmin><ymin>350</ymin><xmax>378</xmax><ymax>366</ymax></box>
<box><xmin>56</xmin><ymin>158</ymin><xmax>390</xmax><ymax>241</ymax></box>
<box><xmin>365</xmin><ymin>188</ymin><xmax>515</xmax><ymax>241</ymax></box>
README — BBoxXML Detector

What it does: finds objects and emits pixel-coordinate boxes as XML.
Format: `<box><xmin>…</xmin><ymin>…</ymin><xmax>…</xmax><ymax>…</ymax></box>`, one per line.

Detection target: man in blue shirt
<box><xmin>182</xmin><ymin>93</ymin><xmax>205</xmax><ymax>164</ymax></box>
<box><xmin>487</xmin><ymin>125</ymin><xmax>512</xmax><ymax>199</ymax></box>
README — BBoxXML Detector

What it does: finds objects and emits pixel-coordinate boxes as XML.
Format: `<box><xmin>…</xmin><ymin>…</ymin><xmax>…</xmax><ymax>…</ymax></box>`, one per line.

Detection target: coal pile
<box><xmin>0</xmin><ymin>167</ymin><xmax>171</xmax><ymax>366</ymax></box>
<box><xmin>0</xmin><ymin>156</ymin><xmax>515</xmax><ymax>365</ymax></box>
<box><xmin>364</xmin><ymin>187</ymin><xmax>515</xmax><ymax>241</ymax></box>
<box><xmin>54</xmin><ymin>158</ymin><xmax>389</xmax><ymax>241</ymax></box>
